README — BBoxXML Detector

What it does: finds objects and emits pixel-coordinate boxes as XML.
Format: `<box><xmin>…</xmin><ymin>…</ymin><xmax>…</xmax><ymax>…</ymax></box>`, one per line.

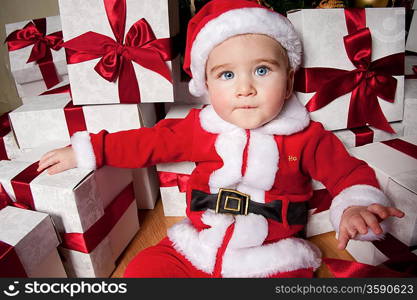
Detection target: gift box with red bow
<box><xmin>58</xmin><ymin>0</ymin><xmax>180</xmax><ymax>105</ymax></box>
<box><xmin>5</xmin><ymin>16</ymin><xmax>67</xmax><ymax>98</ymax></box>
<box><xmin>8</xmin><ymin>93</ymin><xmax>155</xmax><ymax>149</ymax></box>
<box><xmin>288</xmin><ymin>8</ymin><xmax>405</xmax><ymax>133</ymax></box>
<box><xmin>0</xmin><ymin>206</ymin><xmax>67</xmax><ymax>278</ymax></box>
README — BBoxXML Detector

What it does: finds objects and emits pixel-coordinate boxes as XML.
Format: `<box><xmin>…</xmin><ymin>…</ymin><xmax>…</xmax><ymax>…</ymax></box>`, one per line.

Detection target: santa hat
<box><xmin>183</xmin><ymin>0</ymin><xmax>302</xmax><ymax>97</ymax></box>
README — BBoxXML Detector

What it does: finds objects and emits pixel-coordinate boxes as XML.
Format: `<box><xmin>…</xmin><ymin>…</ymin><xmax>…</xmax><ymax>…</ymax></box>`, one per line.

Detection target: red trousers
<box><xmin>123</xmin><ymin>237</ymin><xmax>314</xmax><ymax>278</ymax></box>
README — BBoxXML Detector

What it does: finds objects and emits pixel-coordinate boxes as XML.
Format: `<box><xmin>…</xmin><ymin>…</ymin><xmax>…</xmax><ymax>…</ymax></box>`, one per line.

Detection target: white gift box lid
<box><xmin>0</xmin><ymin>206</ymin><xmax>61</xmax><ymax>276</ymax></box>
<box><xmin>5</xmin><ymin>16</ymin><xmax>67</xmax><ymax>85</ymax></box>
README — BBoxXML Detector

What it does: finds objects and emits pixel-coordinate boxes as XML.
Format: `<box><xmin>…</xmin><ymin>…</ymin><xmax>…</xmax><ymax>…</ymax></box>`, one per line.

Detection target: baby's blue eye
<box><xmin>220</xmin><ymin>71</ymin><xmax>234</xmax><ymax>80</ymax></box>
<box><xmin>255</xmin><ymin>66</ymin><xmax>269</xmax><ymax>76</ymax></box>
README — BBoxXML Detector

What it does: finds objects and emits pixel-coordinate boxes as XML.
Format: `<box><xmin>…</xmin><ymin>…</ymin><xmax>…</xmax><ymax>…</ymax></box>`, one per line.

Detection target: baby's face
<box><xmin>205</xmin><ymin>34</ymin><xmax>294</xmax><ymax>129</ymax></box>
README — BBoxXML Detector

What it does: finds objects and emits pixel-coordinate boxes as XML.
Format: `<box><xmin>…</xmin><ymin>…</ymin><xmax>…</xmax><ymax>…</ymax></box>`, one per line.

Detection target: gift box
<box><xmin>58</xmin><ymin>182</ymin><xmax>139</xmax><ymax>277</ymax></box>
<box><xmin>5</xmin><ymin>16</ymin><xmax>67</xmax><ymax>92</ymax></box>
<box><xmin>58</xmin><ymin>0</ymin><xmax>180</xmax><ymax>105</ymax></box>
<box><xmin>349</xmin><ymin>136</ymin><xmax>417</xmax><ymax>247</ymax></box>
<box><xmin>406</xmin><ymin>11</ymin><xmax>417</xmax><ymax>52</ymax></box>
<box><xmin>9</xmin><ymin>93</ymin><xmax>156</xmax><ymax>149</ymax></box>
<box><xmin>132</xmin><ymin>167</ymin><xmax>160</xmax><ymax>209</ymax></box>
<box><xmin>288</xmin><ymin>8</ymin><xmax>405</xmax><ymax>133</ymax></box>
<box><xmin>155</xmin><ymin>104</ymin><xmax>204</xmax><ymax>216</ymax></box>
<box><xmin>404</xmin><ymin>79</ymin><xmax>417</xmax><ymax>135</ymax></box>
<box><xmin>0</xmin><ymin>158</ymin><xmax>138</xmax><ymax>277</ymax></box>
<box><xmin>305</xmin><ymin>180</ymin><xmax>334</xmax><ymax>238</ymax></box>
<box><xmin>17</xmin><ymin>75</ymin><xmax>70</xmax><ymax>100</ymax></box>
<box><xmin>405</xmin><ymin>55</ymin><xmax>417</xmax><ymax>77</ymax></box>
<box><xmin>332</xmin><ymin>122</ymin><xmax>404</xmax><ymax>148</ymax></box>
<box><xmin>0</xmin><ymin>206</ymin><xmax>67</xmax><ymax>277</ymax></box>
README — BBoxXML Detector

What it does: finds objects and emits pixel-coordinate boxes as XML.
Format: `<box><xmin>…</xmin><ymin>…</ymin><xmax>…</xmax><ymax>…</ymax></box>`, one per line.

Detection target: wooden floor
<box><xmin>111</xmin><ymin>198</ymin><xmax>355</xmax><ymax>278</ymax></box>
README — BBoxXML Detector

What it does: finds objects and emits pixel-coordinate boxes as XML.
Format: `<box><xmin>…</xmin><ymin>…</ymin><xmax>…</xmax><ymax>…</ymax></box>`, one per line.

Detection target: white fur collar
<box><xmin>199</xmin><ymin>94</ymin><xmax>310</xmax><ymax>135</ymax></box>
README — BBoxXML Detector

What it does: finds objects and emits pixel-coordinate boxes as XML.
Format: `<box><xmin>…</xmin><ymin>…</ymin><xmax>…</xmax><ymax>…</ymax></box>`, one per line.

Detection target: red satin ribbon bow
<box><xmin>5</xmin><ymin>18</ymin><xmax>63</xmax><ymax>89</ymax></box>
<box><xmin>295</xmin><ymin>9</ymin><xmax>404</xmax><ymax>133</ymax></box>
<box><xmin>158</xmin><ymin>171</ymin><xmax>190</xmax><ymax>193</ymax></box>
<box><xmin>62</xmin><ymin>0</ymin><xmax>173</xmax><ymax>103</ymax></box>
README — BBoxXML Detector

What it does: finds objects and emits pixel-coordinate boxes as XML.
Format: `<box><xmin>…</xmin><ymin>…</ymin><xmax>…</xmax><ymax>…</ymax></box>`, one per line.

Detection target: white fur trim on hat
<box><xmin>189</xmin><ymin>7</ymin><xmax>302</xmax><ymax>97</ymax></box>
<box><xmin>329</xmin><ymin>184</ymin><xmax>391</xmax><ymax>241</ymax></box>
<box><xmin>71</xmin><ymin>131</ymin><xmax>96</xmax><ymax>170</ymax></box>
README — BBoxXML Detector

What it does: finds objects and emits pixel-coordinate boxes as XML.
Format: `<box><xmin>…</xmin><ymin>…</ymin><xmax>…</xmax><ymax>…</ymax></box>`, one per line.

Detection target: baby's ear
<box><xmin>285</xmin><ymin>68</ymin><xmax>295</xmax><ymax>100</ymax></box>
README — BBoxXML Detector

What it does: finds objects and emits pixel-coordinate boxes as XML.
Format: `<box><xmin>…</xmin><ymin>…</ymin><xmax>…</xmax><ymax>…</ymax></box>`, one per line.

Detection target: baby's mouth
<box><xmin>235</xmin><ymin>105</ymin><xmax>258</xmax><ymax>110</ymax></box>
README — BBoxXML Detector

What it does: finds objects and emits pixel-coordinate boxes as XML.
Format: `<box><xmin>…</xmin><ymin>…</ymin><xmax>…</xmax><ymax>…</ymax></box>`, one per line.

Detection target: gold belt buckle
<box><xmin>215</xmin><ymin>188</ymin><xmax>250</xmax><ymax>215</ymax></box>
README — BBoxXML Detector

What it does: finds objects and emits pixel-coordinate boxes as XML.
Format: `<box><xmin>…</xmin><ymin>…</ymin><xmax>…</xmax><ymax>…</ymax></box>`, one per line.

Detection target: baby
<box><xmin>38</xmin><ymin>0</ymin><xmax>404</xmax><ymax>278</ymax></box>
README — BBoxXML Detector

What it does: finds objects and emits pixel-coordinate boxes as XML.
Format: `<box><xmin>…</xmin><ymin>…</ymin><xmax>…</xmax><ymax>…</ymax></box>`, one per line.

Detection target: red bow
<box><xmin>5</xmin><ymin>18</ymin><xmax>63</xmax><ymax>89</ymax></box>
<box><xmin>158</xmin><ymin>171</ymin><xmax>190</xmax><ymax>193</ymax></box>
<box><xmin>62</xmin><ymin>0</ymin><xmax>173</xmax><ymax>103</ymax></box>
<box><xmin>295</xmin><ymin>9</ymin><xmax>404</xmax><ymax>133</ymax></box>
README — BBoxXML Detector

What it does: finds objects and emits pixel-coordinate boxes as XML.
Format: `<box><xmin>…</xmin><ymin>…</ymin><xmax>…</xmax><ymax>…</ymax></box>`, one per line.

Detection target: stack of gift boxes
<box><xmin>1</xmin><ymin>0</ymin><xmax>182</xmax><ymax>277</ymax></box>
<box><xmin>156</xmin><ymin>4</ymin><xmax>417</xmax><ymax>274</ymax></box>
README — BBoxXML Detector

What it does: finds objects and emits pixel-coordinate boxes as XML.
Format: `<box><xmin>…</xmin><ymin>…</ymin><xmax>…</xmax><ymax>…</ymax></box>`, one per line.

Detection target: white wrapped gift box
<box><xmin>404</xmin><ymin>79</ymin><xmax>417</xmax><ymax>136</ymax></box>
<box><xmin>0</xmin><ymin>159</ymin><xmax>139</xmax><ymax>277</ymax></box>
<box><xmin>288</xmin><ymin>8</ymin><xmax>405</xmax><ymax>131</ymax></box>
<box><xmin>17</xmin><ymin>75</ymin><xmax>69</xmax><ymax>100</ymax></box>
<box><xmin>332</xmin><ymin>122</ymin><xmax>404</xmax><ymax>149</ymax></box>
<box><xmin>58</xmin><ymin>0</ymin><xmax>180</xmax><ymax>104</ymax></box>
<box><xmin>0</xmin><ymin>126</ymin><xmax>21</xmax><ymax>161</ymax></box>
<box><xmin>5</xmin><ymin>16</ymin><xmax>67</xmax><ymax>89</ymax></box>
<box><xmin>349</xmin><ymin>136</ymin><xmax>417</xmax><ymax>247</ymax></box>
<box><xmin>0</xmin><ymin>206</ymin><xmax>67</xmax><ymax>277</ymax></box>
<box><xmin>345</xmin><ymin>238</ymin><xmax>389</xmax><ymax>266</ymax></box>
<box><xmin>405</xmin><ymin>55</ymin><xmax>417</xmax><ymax>76</ymax></box>
<box><xmin>9</xmin><ymin>93</ymin><xmax>155</xmax><ymax>149</ymax></box>
<box><xmin>156</xmin><ymin>104</ymin><xmax>203</xmax><ymax>217</ymax></box>
<box><xmin>58</xmin><ymin>182</ymin><xmax>139</xmax><ymax>277</ymax></box>
<box><xmin>406</xmin><ymin>11</ymin><xmax>417</xmax><ymax>52</ymax></box>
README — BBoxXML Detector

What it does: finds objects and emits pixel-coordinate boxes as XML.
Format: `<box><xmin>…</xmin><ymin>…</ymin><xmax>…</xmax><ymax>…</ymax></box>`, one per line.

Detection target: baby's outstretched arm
<box><xmin>37</xmin><ymin>146</ymin><xmax>77</xmax><ymax>175</ymax></box>
<box><xmin>337</xmin><ymin>203</ymin><xmax>405</xmax><ymax>250</ymax></box>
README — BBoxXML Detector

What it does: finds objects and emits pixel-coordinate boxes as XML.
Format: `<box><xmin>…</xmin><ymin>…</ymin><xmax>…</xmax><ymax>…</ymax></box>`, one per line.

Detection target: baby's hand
<box><xmin>337</xmin><ymin>204</ymin><xmax>404</xmax><ymax>250</ymax></box>
<box><xmin>37</xmin><ymin>146</ymin><xmax>77</xmax><ymax>175</ymax></box>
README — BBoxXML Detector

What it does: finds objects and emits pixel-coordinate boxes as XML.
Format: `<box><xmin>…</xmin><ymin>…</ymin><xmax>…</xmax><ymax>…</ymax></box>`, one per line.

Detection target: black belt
<box><xmin>190</xmin><ymin>189</ymin><xmax>308</xmax><ymax>225</ymax></box>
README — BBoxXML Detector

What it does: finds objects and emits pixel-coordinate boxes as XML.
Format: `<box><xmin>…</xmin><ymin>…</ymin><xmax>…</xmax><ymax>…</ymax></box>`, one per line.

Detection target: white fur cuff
<box><xmin>329</xmin><ymin>185</ymin><xmax>391</xmax><ymax>241</ymax></box>
<box><xmin>71</xmin><ymin>131</ymin><xmax>96</xmax><ymax>170</ymax></box>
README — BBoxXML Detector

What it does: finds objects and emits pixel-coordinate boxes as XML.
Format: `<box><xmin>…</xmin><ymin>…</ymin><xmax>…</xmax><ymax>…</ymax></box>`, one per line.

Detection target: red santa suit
<box><xmin>71</xmin><ymin>95</ymin><xmax>391</xmax><ymax>278</ymax></box>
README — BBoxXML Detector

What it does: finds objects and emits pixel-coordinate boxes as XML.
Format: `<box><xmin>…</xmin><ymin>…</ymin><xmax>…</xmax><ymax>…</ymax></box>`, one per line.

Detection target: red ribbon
<box><xmin>0</xmin><ymin>241</ymin><xmax>28</xmax><ymax>277</ymax></box>
<box><xmin>309</xmin><ymin>188</ymin><xmax>333</xmax><ymax>214</ymax></box>
<box><xmin>61</xmin><ymin>183</ymin><xmax>135</xmax><ymax>253</ymax></box>
<box><xmin>405</xmin><ymin>65</ymin><xmax>417</xmax><ymax>79</ymax></box>
<box><xmin>350</xmin><ymin>126</ymin><xmax>374</xmax><ymax>147</ymax></box>
<box><xmin>157</xmin><ymin>171</ymin><xmax>190</xmax><ymax>193</ymax></box>
<box><xmin>294</xmin><ymin>9</ymin><xmax>404</xmax><ymax>133</ymax></box>
<box><xmin>10</xmin><ymin>162</ymin><xmax>41</xmax><ymax>211</ymax></box>
<box><xmin>0</xmin><ymin>112</ymin><xmax>11</xmax><ymax>161</ymax></box>
<box><xmin>62</xmin><ymin>0</ymin><xmax>173</xmax><ymax>103</ymax></box>
<box><xmin>5</xmin><ymin>18</ymin><xmax>63</xmax><ymax>89</ymax></box>
<box><xmin>324</xmin><ymin>233</ymin><xmax>417</xmax><ymax>277</ymax></box>
<box><xmin>323</xmin><ymin>258</ymin><xmax>414</xmax><ymax>278</ymax></box>
<box><xmin>0</xmin><ymin>183</ymin><xmax>31</xmax><ymax>211</ymax></box>
<box><xmin>40</xmin><ymin>83</ymin><xmax>71</xmax><ymax>96</ymax></box>
<box><xmin>381</xmin><ymin>138</ymin><xmax>417</xmax><ymax>160</ymax></box>
<box><xmin>63</xmin><ymin>101</ymin><xmax>87</xmax><ymax>137</ymax></box>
